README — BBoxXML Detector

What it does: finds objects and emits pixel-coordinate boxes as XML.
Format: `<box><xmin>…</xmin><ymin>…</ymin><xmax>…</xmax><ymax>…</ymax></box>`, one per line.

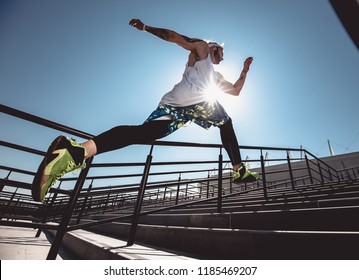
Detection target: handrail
<box><xmin>0</xmin><ymin>104</ymin><xmax>93</xmax><ymax>139</ymax></box>
<box><xmin>3</xmin><ymin>103</ymin><xmax>357</xmax><ymax>259</ymax></box>
<box><xmin>304</xmin><ymin>149</ymin><xmax>339</xmax><ymax>176</ymax></box>
<box><xmin>0</xmin><ymin>140</ymin><xmax>45</xmax><ymax>156</ymax></box>
<box><xmin>1</xmin><ymin>103</ymin><xmax>303</xmax><ymax>152</ymax></box>
<box><xmin>154</xmin><ymin>139</ymin><xmax>305</xmax><ymax>152</ymax></box>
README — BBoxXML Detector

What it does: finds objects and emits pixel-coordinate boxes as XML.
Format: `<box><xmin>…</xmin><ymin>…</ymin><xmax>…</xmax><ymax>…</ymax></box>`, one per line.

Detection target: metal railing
<box><xmin>0</xmin><ymin>104</ymin><xmax>354</xmax><ymax>259</ymax></box>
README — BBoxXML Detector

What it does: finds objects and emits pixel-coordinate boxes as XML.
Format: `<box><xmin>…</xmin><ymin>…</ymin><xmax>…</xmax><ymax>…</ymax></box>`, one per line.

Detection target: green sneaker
<box><xmin>232</xmin><ymin>163</ymin><xmax>259</xmax><ymax>184</ymax></box>
<box><xmin>31</xmin><ymin>136</ymin><xmax>86</xmax><ymax>202</ymax></box>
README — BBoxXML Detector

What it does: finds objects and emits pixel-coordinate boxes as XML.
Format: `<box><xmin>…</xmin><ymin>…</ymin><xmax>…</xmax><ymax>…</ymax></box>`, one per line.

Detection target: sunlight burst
<box><xmin>205</xmin><ymin>82</ymin><xmax>223</xmax><ymax>104</ymax></box>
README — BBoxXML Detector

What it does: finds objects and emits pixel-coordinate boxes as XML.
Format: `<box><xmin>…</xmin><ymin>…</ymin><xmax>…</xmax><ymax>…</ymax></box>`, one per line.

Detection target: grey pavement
<box><xmin>0</xmin><ymin>225</ymin><xmax>195</xmax><ymax>260</ymax></box>
<box><xmin>0</xmin><ymin>226</ymin><xmax>63</xmax><ymax>260</ymax></box>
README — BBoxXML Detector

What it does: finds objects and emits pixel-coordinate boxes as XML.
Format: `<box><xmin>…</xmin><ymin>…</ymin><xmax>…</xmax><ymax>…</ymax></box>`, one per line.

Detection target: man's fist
<box><xmin>129</xmin><ymin>19</ymin><xmax>145</xmax><ymax>31</ymax></box>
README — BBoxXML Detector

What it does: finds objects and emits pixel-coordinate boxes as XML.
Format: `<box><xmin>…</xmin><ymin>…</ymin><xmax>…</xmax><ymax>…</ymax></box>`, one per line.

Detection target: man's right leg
<box><xmin>31</xmin><ymin>120</ymin><xmax>171</xmax><ymax>201</ymax></box>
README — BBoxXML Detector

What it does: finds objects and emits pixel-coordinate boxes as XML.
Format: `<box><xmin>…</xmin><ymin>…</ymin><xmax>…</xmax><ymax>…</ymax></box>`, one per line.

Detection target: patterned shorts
<box><xmin>144</xmin><ymin>101</ymin><xmax>230</xmax><ymax>135</ymax></box>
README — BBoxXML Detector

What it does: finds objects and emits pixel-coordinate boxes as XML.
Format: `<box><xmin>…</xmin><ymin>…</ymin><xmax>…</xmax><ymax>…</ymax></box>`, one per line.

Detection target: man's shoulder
<box><xmin>194</xmin><ymin>41</ymin><xmax>209</xmax><ymax>58</ymax></box>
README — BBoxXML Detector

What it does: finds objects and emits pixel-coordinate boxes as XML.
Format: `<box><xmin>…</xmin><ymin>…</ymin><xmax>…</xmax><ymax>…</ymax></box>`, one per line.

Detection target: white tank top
<box><xmin>160</xmin><ymin>53</ymin><xmax>218</xmax><ymax>107</ymax></box>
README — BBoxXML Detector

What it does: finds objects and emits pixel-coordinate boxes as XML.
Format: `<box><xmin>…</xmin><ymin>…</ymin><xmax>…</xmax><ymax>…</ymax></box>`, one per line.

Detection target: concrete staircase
<box><xmin>75</xmin><ymin>178</ymin><xmax>359</xmax><ymax>259</ymax></box>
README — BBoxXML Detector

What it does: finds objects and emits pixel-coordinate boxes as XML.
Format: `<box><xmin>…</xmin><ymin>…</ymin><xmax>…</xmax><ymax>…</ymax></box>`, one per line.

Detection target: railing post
<box><xmin>175</xmin><ymin>173</ymin><xmax>181</xmax><ymax>205</ymax></box>
<box><xmin>217</xmin><ymin>148</ymin><xmax>223</xmax><ymax>213</ymax></box>
<box><xmin>260</xmin><ymin>150</ymin><xmax>268</xmax><ymax>199</ymax></box>
<box><xmin>345</xmin><ymin>164</ymin><xmax>351</xmax><ymax>180</ymax></box>
<box><xmin>318</xmin><ymin>160</ymin><xmax>325</xmax><ymax>184</ymax></box>
<box><xmin>35</xmin><ymin>190</ymin><xmax>59</xmax><ymax>237</ymax></box>
<box><xmin>327</xmin><ymin>166</ymin><xmax>333</xmax><ymax>181</ymax></box>
<box><xmin>113</xmin><ymin>193</ymin><xmax>119</xmax><ymax>210</ymax></box>
<box><xmin>103</xmin><ymin>190</ymin><xmax>111</xmax><ymax>214</ymax></box>
<box><xmin>0</xmin><ymin>171</ymin><xmax>11</xmax><ymax>192</ymax></box>
<box><xmin>346</xmin><ymin>168</ymin><xmax>352</xmax><ymax>180</ymax></box>
<box><xmin>286</xmin><ymin>150</ymin><xmax>295</xmax><ymax>190</ymax></box>
<box><xmin>206</xmin><ymin>171</ymin><xmax>210</xmax><ymax>198</ymax></box>
<box><xmin>46</xmin><ymin>157</ymin><xmax>93</xmax><ymax>260</ymax></box>
<box><xmin>335</xmin><ymin>169</ymin><xmax>340</xmax><ymax>182</ymax></box>
<box><xmin>304</xmin><ymin>154</ymin><xmax>314</xmax><ymax>184</ymax></box>
<box><xmin>76</xmin><ymin>179</ymin><xmax>94</xmax><ymax>224</ymax></box>
<box><xmin>2</xmin><ymin>171</ymin><xmax>13</xmax><ymax>219</ymax></box>
<box><xmin>127</xmin><ymin>145</ymin><xmax>154</xmax><ymax>246</ymax></box>
<box><xmin>162</xmin><ymin>186</ymin><xmax>167</xmax><ymax>204</ymax></box>
<box><xmin>5</xmin><ymin>188</ymin><xmax>18</xmax><ymax>221</ymax></box>
<box><xmin>156</xmin><ymin>189</ymin><xmax>159</xmax><ymax>202</ymax></box>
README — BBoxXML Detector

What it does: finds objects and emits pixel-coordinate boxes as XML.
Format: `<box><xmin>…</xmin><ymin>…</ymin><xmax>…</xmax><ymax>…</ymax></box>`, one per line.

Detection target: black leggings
<box><xmin>93</xmin><ymin>118</ymin><xmax>242</xmax><ymax>166</ymax></box>
<box><xmin>219</xmin><ymin>118</ymin><xmax>242</xmax><ymax>166</ymax></box>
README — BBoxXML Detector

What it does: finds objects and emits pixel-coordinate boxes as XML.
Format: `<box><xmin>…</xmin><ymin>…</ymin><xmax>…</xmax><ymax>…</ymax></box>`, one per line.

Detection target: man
<box><xmin>31</xmin><ymin>19</ymin><xmax>259</xmax><ymax>202</ymax></box>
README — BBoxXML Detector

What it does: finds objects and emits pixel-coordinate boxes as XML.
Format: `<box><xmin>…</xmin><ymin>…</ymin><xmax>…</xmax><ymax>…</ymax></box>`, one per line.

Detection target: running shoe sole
<box><xmin>31</xmin><ymin>135</ymin><xmax>65</xmax><ymax>202</ymax></box>
<box><xmin>233</xmin><ymin>174</ymin><xmax>258</xmax><ymax>184</ymax></box>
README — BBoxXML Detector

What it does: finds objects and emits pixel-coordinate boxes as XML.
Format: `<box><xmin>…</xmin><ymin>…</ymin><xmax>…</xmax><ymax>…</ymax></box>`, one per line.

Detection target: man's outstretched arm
<box><xmin>129</xmin><ymin>19</ymin><xmax>207</xmax><ymax>55</ymax></box>
<box><xmin>218</xmin><ymin>57</ymin><xmax>254</xmax><ymax>96</ymax></box>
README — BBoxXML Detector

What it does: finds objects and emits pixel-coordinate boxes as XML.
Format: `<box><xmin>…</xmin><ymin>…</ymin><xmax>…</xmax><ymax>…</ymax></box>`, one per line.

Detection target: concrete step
<box><xmin>87</xmin><ymin>221</ymin><xmax>359</xmax><ymax>259</ymax></box>
<box><xmin>135</xmin><ymin>205</ymin><xmax>359</xmax><ymax>231</ymax></box>
<box><xmin>47</xmin><ymin>228</ymin><xmax>196</xmax><ymax>260</ymax></box>
<box><xmin>157</xmin><ymin>181</ymin><xmax>359</xmax><ymax>214</ymax></box>
<box><xmin>0</xmin><ymin>225</ymin><xmax>196</xmax><ymax>260</ymax></box>
<box><xmin>161</xmin><ymin>196</ymin><xmax>359</xmax><ymax>214</ymax></box>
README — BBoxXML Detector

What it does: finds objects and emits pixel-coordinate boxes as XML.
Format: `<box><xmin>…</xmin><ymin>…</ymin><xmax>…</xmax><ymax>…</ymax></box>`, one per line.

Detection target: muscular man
<box><xmin>31</xmin><ymin>19</ymin><xmax>258</xmax><ymax>202</ymax></box>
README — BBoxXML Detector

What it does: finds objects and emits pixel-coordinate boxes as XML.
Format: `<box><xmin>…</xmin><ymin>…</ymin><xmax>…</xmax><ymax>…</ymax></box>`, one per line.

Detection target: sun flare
<box><xmin>205</xmin><ymin>82</ymin><xmax>223</xmax><ymax>104</ymax></box>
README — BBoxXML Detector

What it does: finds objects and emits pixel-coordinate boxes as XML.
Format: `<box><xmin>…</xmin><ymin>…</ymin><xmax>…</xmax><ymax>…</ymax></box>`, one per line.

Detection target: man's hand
<box><xmin>129</xmin><ymin>19</ymin><xmax>145</xmax><ymax>31</ymax></box>
<box><xmin>243</xmin><ymin>57</ymin><xmax>253</xmax><ymax>72</ymax></box>
<box><xmin>128</xmin><ymin>19</ymin><xmax>203</xmax><ymax>55</ymax></box>
<box><xmin>219</xmin><ymin>57</ymin><xmax>254</xmax><ymax>96</ymax></box>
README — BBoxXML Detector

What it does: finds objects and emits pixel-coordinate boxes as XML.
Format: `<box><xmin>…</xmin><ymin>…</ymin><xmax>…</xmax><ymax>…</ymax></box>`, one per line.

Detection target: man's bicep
<box><xmin>174</xmin><ymin>33</ymin><xmax>206</xmax><ymax>51</ymax></box>
<box><xmin>217</xmin><ymin>73</ymin><xmax>236</xmax><ymax>94</ymax></box>
<box><xmin>216</xmin><ymin>72</ymin><xmax>230</xmax><ymax>87</ymax></box>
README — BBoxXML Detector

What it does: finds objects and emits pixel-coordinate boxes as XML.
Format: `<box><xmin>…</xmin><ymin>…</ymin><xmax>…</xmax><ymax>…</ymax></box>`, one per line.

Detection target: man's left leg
<box><xmin>219</xmin><ymin>118</ymin><xmax>259</xmax><ymax>184</ymax></box>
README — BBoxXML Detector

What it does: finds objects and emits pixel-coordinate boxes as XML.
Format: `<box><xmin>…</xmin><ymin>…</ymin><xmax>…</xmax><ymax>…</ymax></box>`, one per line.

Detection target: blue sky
<box><xmin>1</xmin><ymin>0</ymin><xmax>359</xmax><ymax>176</ymax></box>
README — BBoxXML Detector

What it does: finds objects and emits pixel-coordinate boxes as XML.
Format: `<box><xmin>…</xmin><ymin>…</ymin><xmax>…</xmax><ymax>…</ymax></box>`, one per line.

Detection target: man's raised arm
<box><xmin>218</xmin><ymin>57</ymin><xmax>254</xmax><ymax>96</ymax></box>
<box><xmin>129</xmin><ymin>19</ymin><xmax>206</xmax><ymax>53</ymax></box>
